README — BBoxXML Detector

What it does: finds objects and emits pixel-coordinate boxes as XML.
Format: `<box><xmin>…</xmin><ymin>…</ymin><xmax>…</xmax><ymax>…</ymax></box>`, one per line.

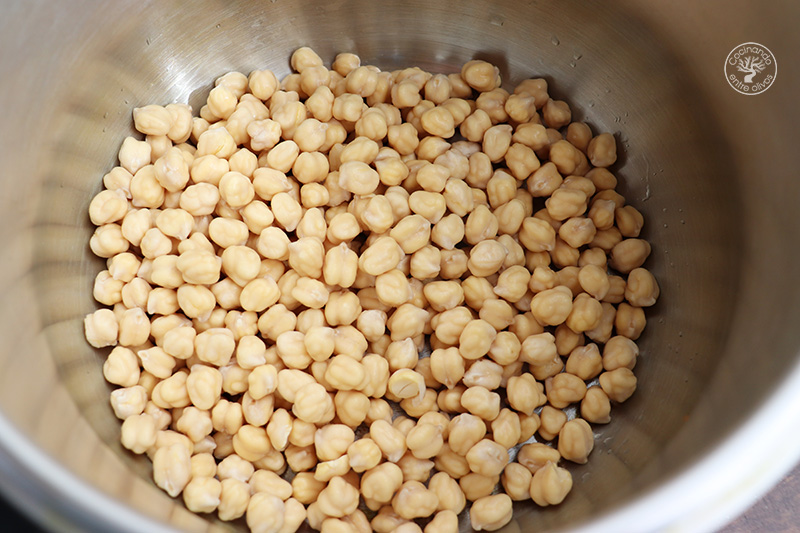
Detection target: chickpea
<box><xmin>292</xmin><ymin>382</ymin><xmax>334</xmax><ymax>424</ymax></box>
<box><xmin>406</xmin><ymin>422</ymin><xmax>444</xmax><ymax>459</ymax></box>
<box><xmin>615</xmin><ymin>302</ymin><xmax>646</xmax><ymax>340</ymax></box>
<box><xmin>370</xmin><ymin>419</ymin><xmax>408</xmax><ymax>463</ymax></box>
<box><xmin>184</xmin><ymin>476</ymin><xmax>222</xmax><ymax>514</ymax></box>
<box><xmin>425</xmin><ymin>511</ymin><xmax>459</xmax><ymax>533</ymax></box>
<box><xmin>599</xmin><ymin>367</ymin><xmax>638</xmax><ymax>403</ymax></box>
<box><xmin>529</xmin><ymin>461</ymin><xmax>573</xmax><ymax>506</ymax></box>
<box><xmin>502</xmin><ymin>463</ymin><xmax>533</xmax><ymax>501</ymax></box>
<box><xmin>625</xmin><ymin>267</ymin><xmax>660</xmax><ymax>307</ymax></box>
<box><xmin>581</xmin><ymin>386</ymin><xmax>612</xmax><ymax>424</ymax></box>
<box><xmin>392</xmin><ymin>480</ymin><xmax>439</xmax><ymax>520</ymax></box>
<box><xmin>470</xmin><ymin>494</ymin><xmax>513</xmax><ymax>532</ymax></box>
<box><xmin>461</xmin><ymin>60</ymin><xmax>501</xmax><ymax>92</ymax></box>
<box><xmin>482</xmin><ymin>124</ymin><xmax>513</xmax><ymax>163</ymax></box>
<box><xmin>609</xmin><ymin>238</ymin><xmax>651</xmax><ymax>273</ymax></box>
<box><xmin>529</xmin><ymin>286</ymin><xmax>573</xmax><ymax>327</ymax></box>
<box><xmin>434</xmin><ymin>443</ymin><xmax>472</xmax><ymax>479</ymax></box>
<box><xmin>516</xmin><ymin>443</ymin><xmax>559</xmax><ymax>475</ymax></box>
<box><xmin>460</xmin><ymin>386</ymin><xmax>500</xmax><ymax>421</ymax></box>
<box><xmin>491</xmin><ymin>409</ymin><xmax>522</xmax><ymax>449</ymax></box>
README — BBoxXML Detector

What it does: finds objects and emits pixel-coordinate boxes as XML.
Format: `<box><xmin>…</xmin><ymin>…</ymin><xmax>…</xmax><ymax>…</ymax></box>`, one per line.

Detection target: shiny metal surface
<box><xmin>0</xmin><ymin>0</ymin><xmax>798</xmax><ymax>531</ymax></box>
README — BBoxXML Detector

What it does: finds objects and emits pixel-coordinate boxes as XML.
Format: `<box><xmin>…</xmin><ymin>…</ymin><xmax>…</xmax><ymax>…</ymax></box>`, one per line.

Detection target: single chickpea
<box><xmin>482</xmin><ymin>124</ymin><xmax>513</xmax><ymax>163</ymax></box>
<box><xmin>391</xmin><ymin>480</ymin><xmax>439</xmax><ymax>520</ymax></box>
<box><xmin>530</xmin><ymin>461</ymin><xmax>573</xmax><ymax>506</ymax></box>
<box><xmin>460</xmin><ymin>386</ymin><xmax>500</xmax><ymax>421</ymax></box>
<box><xmin>502</xmin><ymin>463</ymin><xmax>533</xmax><ymax>501</ymax></box>
<box><xmin>581</xmin><ymin>386</ymin><xmax>612</xmax><ymax>424</ymax></box>
<box><xmin>599</xmin><ymin>367</ymin><xmax>638</xmax><ymax>403</ymax></box>
<box><xmin>545</xmin><ymin>372</ymin><xmax>588</xmax><ymax>409</ymax></box>
<box><xmin>491</xmin><ymin>408</ymin><xmax>522</xmax><ymax>449</ymax></box>
<box><xmin>518</xmin><ymin>217</ymin><xmax>556</xmax><ymax>253</ymax></box>
<box><xmin>609</xmin><ymin>238</ymin><xmax>651</xmax><ymax>273</ymax></box>
<box><xmin>517</xmin><ymin>443</ymin><xmax>560</xmax><ymax>474</ymax></box>
<box><xmin>603</xmin><ymin>336</ymin><xmax>639</xmax><ymax>371</ymax></box>
<box><xmin>469</xmin><ymin>493</ymin><xmax>513</xmax><ymax>532</ymax></box>
<box><xmin>538</xmin><ymin>405</ymin><xmax>568</xmax><ymax>441</ymax></box>
<box><xmin>624</xmin><ymin>267</ymin><xmax>660</xmax><ymax>307</ymax></box>
<box><xmin>487</xmin><ymin>331</ymin><xmax>521</xmax><ymax>366</ymax></box>
<box><xmin>529</xmin><ymin>286</ymin><xmax>573</xmax><ymax>327</ymax></box>
<box><xmin>459</xmin><ymin>472</ymin><xmax>499</xmax><ymax>502</ymax></box>
<box><xmin>565</xmin><ymin>343</ymin><xmax>603</xmax><ymax>381</ymax></box>
<box><xmin>183</xmin><ymin>476</ymin><xmax>222</xmax><ymax>514</ymax></box>
<box><xmin>587</xmin><ymin>132</ymin><xmax>617</xmax><ymax>168</ymax></box>
<box><xmin>245</xmin><ymin>492</ymin><xmax>285</xmax><ymax>533</ymax></box>
<box><xmin>461</xmin><ymin>60</ymin><xmax>501</xmax><ymax>92</ymax></box>
<box><xmin>615</xmin><ymin>302</ymin><xmax>646</xmax><ymax>340</ymax></box>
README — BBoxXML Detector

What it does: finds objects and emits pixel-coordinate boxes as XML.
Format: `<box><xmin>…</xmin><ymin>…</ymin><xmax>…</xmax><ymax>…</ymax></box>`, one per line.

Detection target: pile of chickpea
<box><xmin>84</xmin><ymin>46</ymin><xmax>659</xmax><ymax>532</ymax></box>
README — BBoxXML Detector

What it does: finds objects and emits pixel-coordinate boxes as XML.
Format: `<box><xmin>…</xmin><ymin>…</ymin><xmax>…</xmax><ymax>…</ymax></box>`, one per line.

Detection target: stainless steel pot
<box><xmin>1</xmin><ymin>0</ymin><xmax>798</xmax><ymax>531</ymax></box>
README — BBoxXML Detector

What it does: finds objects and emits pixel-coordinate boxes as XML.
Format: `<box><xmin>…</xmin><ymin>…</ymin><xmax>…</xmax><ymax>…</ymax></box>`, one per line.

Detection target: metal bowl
<box><xmin>0</xmin><ymin>0</ymin><xmax>798</xmax><ymax>531</ymax></box>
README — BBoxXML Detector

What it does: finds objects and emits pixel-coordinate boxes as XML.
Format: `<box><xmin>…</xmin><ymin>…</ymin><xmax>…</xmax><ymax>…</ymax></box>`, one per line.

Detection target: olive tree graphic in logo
<box><xmin>725</xmin><ymin>42</ymin><xmax>777</xmax><ymax>95</ymax></box>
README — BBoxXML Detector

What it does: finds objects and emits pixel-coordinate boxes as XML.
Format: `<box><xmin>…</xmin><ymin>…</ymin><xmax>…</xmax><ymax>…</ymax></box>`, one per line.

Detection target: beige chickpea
<box><xmin>287</xmin><ymin>235</ymin><xmax>325</xmax><ymax>279</ymax></box>
<box><xmin>245</xmin><ymin>492</ymin><xmax>285</xmax><ymax>533</ymax></box>
<box><xmin>530</xmin><ymin>461</ymin><xmax>573</xmax><ymax>506</ymax></box>
<box><xmin>109</xmin><ymin>385</ymin><xmax>147</xmax><ymax>420</ymax></box>
<box><xmin>586</xmin><ymin>132</ymin><xmax>617</xmax><ymax>168</ymax></box>
<box><xmin>482</xmin><ymin>124</ymin><xmax>513</xmax><ymax>163</ymax></box>
<box><xmin>502</xmin><ymin>463</ymin><xmax>533</xmax><ymax>501</ymax></box>
<box><xmin>343</xmin><ymin>438</ymin><xmax>379</xmax><ymax>474</ymax></box>
<box><xmin>465</xmin><ymin>240</ymin><xmax>504</xmax><ymax>278</ymax></box>
<box><xmin>625</xmin><ymin>267</ymin><xmax>660</xmax><ymax>307</ymax></box>
<box><xmin>463</xmin><ymin>359</ymin><xmax>503</xmax><ymax>390</ymax></box>
<box><xmin>426</xmin><ymin>472</ymin><xmax>465</xmax><ymax>515</ymax></box>
<box><xmin>291</xmin><ymin>472</ymin><xmax>325</xmax><ymax>505</ymax></box>
<box><xmin>556</xmin><ymin>417</ymin><xmax>594</xmax><ymax>465</ymax></box>
<box><xmin>316</xmin><ymin>476</ymin><xmax>360</xmax><ymax>518</ymax></box>
<box><xmin>469</xmin><ymin>493</ymin><xmax>513</xmax><ymax>532</ymax></box>
<box><xmin>102</xmin><ymin>166</ymin><xmax>134</xmax><ymax>198</ymax></box>
<box><xmin>529</xmin><ymin>286</ymin><xmax>573</xmax><ymax>327</ymax></box>
<box><xmin>581</xmin><ymin>386</ymin><xmax>612</xmax><ymax>424</ymax></box>
<box><xmin>434</xmin><ymin>443</ymin><xmax>471</xmax><ymax>479</ymax></box>
<box><xmin>599</xmin><ymin>367</ymin><xmax>638</xmax><ymax>403</ymax></box>
<box><xmin>461</xmin><ymin>60</ymin><xmax>501</xmax><ymax>92</ymax></box>
<box><xmin>460</xmin><ymin>386</ymin><xmax>500</xmax><ymax>421</ymax></box>
<box><xmin>518</xmin><ymin>217</ymin><xmax>556</xmax><ymax>253</ymax></box>
<box><xmin>614</xmin><ymin>206</ymin><xmax>644</xmax><ymax>239</ymax></box>
<box><xmin>542</xmin><ymin>99</ymin><xmax>572</xmax><ymax>129</ymax></box>
<box><xmin>406</xmin><ymin>422</ymin><xmax>444</xmax><ymax>460</ymax></box>
<box><xmin>103</xmin><ymin>346</ymin><xmax>140</xmax><ymax>387</ymax></box>
<box><xmin>611</xmin><ymin>302</ymin><xmax>645</xmax><ymax>341</ymax></box>
<box><xmin>487</xmin><ymin>331</ymin><xmax>521</xmax><ymax>366</ymax></box>
<box><xmin>558</xmin><ymin>216</ymin><xmax>597</xmax><ymax>249</ymax></box>
<box><xmin>361</xmin><ymin>462</ymin><xmax>404</xmax><ymax>508</ymax></box>
<box><xmin>603</xmin><ymin>335</ymin><xmax>639</xmax><ymax>371</ymax></box>
<box><xmin>248</xmin><ymin>364</ymin><xmax>279</xmax><ymax>401</ymax></box>
<box><xmin>425</xmin><ymin>511</ymin><xmax>459</xmax><ymax>533</ymax></box>
<box><xmin>459</xmin><ymin>472</ymin><xmax>499</xmax><ymax>502</ymax></box>
<box><xmin>270</xmin><ymin>191</ymin><xmax>303</xmax><ymax>232</ymax></box>
<box><xmin>564</xmin><ymin>343</ymin><xmax>603</xmax><ymax>381</ymax></box>
<box><xmin>391</xmin><ymin>480</ymin><xmax>439</xmax><ymax>520</ymax></box>
<box><xmin>292</xmin><ymin>382</ymin><xmax>334</xmax><ymax>424</ymax></box>
<box><xmin>476</xmin><ymin>88</ymin><xmax>509</xmax><ymax>123</ymax></box>
<box><xmin>545</xmin><ymin>372</ymin><xmax>588</xmax><ymax>409</ymax></box>
<box><xmin>284</xmin><ymin>444</ymin><xmax>317</xmax><ymax>473</ymax></box>
<box><xmin>609</xmin><ymin>238</ymin><xmax>651</xmax><ymax>274</ymax></box>
<box><xmin>491</xmin><ymin>409</ymin><xmax>522</xmax><ymax>449</ymax></box>
<box><xmin>182</xmin><ymin>476</ymin><xmax>222</xmax><ymax>515</ymax></box>
<box><xmin>545</xmin><ymin>187</ymin><xmax>587</xmax><ymax>222</ymax></box>
<box><xmin>428</xmin><ymin>347</ymin><xmax>463</xmax><ymax>390</ymax></box>
<box><xmin>538</xmin><ymin>405</ymin><xmax>567</xmax><ymax>441</ymax></box>
<box><xmin>517</xmin><ymin>443</ymin><xmax>560</xmax><ymax>474</ymax></box>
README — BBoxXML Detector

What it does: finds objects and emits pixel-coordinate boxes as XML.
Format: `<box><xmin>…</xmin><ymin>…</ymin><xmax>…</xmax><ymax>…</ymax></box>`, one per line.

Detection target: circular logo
<box><xmin>724</xmin><ymin>42</ymin><xmax>777</xmax><ymax>95</ymax></box>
